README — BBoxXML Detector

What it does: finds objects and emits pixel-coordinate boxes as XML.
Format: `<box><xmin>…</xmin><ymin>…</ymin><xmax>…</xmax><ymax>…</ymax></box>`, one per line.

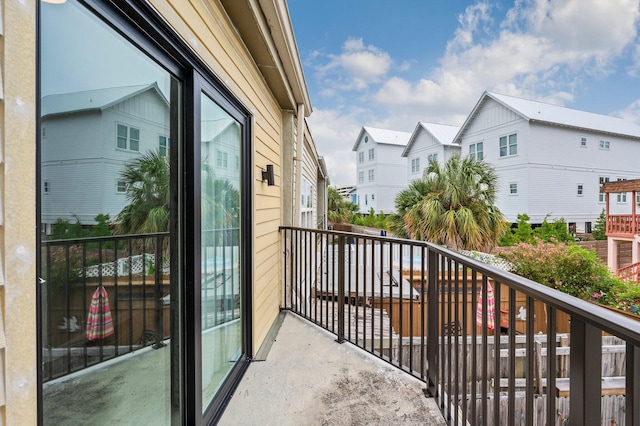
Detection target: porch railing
<box><xmin>281</xmin><ymin>226</ymin><xmax>640</xmax><ymax>426</ymax></box>
<box><xmin>606</xmin><ymin>214</ymin><xmax>640</xmax><ymax>236</ymax></box>
<box><xmin>41</xmin><ymin>233</ymin><xmax>170</xmax><ymax>382</ymax></box>
<box><xmin>617</xmin><ymin>261</ymin><xmax>640</xmax><ymax>283</ymax></box>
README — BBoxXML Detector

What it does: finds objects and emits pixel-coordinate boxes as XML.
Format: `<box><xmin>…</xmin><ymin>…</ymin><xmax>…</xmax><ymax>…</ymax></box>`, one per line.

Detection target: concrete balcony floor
<box><xmin>43</xmin><ymin>312</ymin><xmax>445</xmax><ymax>425</ymax></box>
<box><xmin>220</xmin><ymin>312</ymin><xmax>446</xmax><ymax>425</ymax></box>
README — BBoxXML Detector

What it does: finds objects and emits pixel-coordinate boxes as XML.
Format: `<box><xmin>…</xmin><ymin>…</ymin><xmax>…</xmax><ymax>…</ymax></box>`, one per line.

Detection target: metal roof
<box><xmin>402</xmin><ymin>122</ymin><xmax>461</xmax><ymax>157</ymax></box>
<box><xmin>352</xmin><ymin>126</ymin><xmax>411</xmax><ymax>151</ymax></box>
<box><xmin>456</xmin><ymin>91</ymin><xmax>640</xmax><ymax>142</ymax></box>
<box><xmin>41</xmin><ymin>83</ymin><xmax>168</xmax><ymax>117</ymax></box>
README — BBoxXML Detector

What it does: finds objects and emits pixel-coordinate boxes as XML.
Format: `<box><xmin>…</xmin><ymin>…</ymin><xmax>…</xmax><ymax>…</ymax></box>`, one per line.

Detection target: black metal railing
<box><xmin>41</xmin><ymin>232</ymin><xmax>170</xmax><ymax>382</ymax></box>
<box><xmin>42</xmin><ymin>228</ymin><xmax>241</xmax><ymax>382</ymax></box>
<box><xmin>281</xmin><ymin>226</ymin><xmax>640</xmax><ymax>426</ymax></box>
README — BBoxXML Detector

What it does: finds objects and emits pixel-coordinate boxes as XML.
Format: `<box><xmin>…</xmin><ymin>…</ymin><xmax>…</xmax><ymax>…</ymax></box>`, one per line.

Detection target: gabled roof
<box><xmin>402</xmin><ymin>122</ymin><xmax>461</xmax><ymax>157</ymax></box>
<box><xmin>41</xmin><ymin>83</ymin><xmax>169</xmax><ymax>118</ymax></box>
<box><xmin>352</xmin><ymin>126</ymin><xmax>411</xmax><ymax>151</ymax></box>
<box><xmin>201</xmin><ymin>118</ymin><xmax>238</xmax><ymax>142</ymax></box>
<box><xmin>454</xmin><ymin>91</ymin><xmax>640</xmax><ymax>142</ymax></box>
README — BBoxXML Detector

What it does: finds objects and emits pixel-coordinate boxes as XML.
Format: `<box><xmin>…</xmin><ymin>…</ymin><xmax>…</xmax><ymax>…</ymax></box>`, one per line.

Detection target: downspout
<box><xmin>293</xmin><ymin>103</ymin><xmax>304</xmax><ymax>227</ymax></box>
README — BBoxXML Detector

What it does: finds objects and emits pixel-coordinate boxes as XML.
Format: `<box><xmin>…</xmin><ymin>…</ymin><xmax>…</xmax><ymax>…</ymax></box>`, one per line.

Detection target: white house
<box><xmin>454</xmin><ymin>91</ymin><xmax>640</xmax><ymax>232</ymax></box>
<box><xmin>353</xmin><ymin>126</ymin><xmax>411</xmax><ymax>214</ymax></box>
<box><xmin>402</xmin><ymin>122</ymin><xmax>461</xmax><ymax>182</ymax></box>
<box><xmin>41</xmin><ymin>83</ymin><xmax>170</xmax><ymax>227</ymax></box>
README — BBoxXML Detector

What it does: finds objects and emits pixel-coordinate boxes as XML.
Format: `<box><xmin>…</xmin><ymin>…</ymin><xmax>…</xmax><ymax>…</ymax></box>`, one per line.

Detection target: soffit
<box><xmin>220</xmin><ymin>0</ymin><xmax>310</xmax><ymax>114</ymax></box>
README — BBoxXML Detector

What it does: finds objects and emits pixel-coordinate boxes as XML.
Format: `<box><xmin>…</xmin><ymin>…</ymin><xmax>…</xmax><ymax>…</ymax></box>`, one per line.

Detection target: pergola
<box><xmin>599</xmin><ymin>178</ymin><xmax>640</xmax><ymax>274</ymax></box>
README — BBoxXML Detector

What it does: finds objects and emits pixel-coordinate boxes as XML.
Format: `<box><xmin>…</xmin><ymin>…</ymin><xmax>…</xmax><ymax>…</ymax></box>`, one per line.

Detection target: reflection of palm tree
<box><xmin>202</xmin><ymin>173</ymin><xmax>239</xmax><ymax>230</ymax></box>
<box><xmin>114</xmin><ymin>150</ymin><xmax>240</xmax><ymax>236</ymax></box>
<box><xmin>114</xmin><ymin>151</ymin><xmax>169</xmax><ymax>234</ymax></box>
<box><xmin>393</xmin><ymin>154</ymin><xmax>507</xmax><ymax>252</ymax></box>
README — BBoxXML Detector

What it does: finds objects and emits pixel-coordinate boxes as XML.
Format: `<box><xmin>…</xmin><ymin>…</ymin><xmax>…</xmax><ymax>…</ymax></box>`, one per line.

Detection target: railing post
<box><xmin>570</xmin><ymin>318</ymin><xmax>601</xmax><ymax>426</ymax></box>
<box><xmin>153</xmin><ymin>234</ymin><xmax>166</xmax><ymax>349</ymax></box>
<box><xmin>336</xmin><ymin>235</ymin><xmax>345</xmax><ymax>343</ymax></box>
<box><xmin>627</xmin><ymin>344</ymin><xmax>640</xmax><ymax>426</ymax></box>
<box><xmin>426</xmin><ymin>247</ymin><xmax>438</xmax><ymax>397</ymax></box>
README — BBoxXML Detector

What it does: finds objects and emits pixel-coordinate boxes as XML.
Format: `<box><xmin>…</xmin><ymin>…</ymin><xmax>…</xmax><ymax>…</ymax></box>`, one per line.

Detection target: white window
<box><xmin>411</xmin><ymin>157</ymin><xmax>420</xmax><ymax>174</ymax></box>
<box><xmin>368</xmin><ymin>148</ymin><xmax>375</xmax><ymax>161</ymax></box>
<box><xmin>617</xmin><ymin>178</ymin><xmax>627</xmax><ymax>203</ymax></box>
<box><xmin>300</xmin><ymin>178</ymin><xmax>313</xmax><ymax>227</ymax></box>
<box><xmin>216</xmin><ymin>150</ymin><xmax>228</xmax><ymax>168</ymax></box>
<box><xmin>371</xmin><ymin>194</ymin><xmax>375</xmax><ymax>200</ymax></box>
<box><xmin>365</xmin><ymin>194</ymin><xmax>368</xmax><ymax>205</ymax></box>
<box><xmin>636</xmin><ymin>193</ymin><xmax>640</xmax><ymax>204</ymax></box>
<box><xmin>358</xmin><ymin>151</ymin><xmax>364</xmax><ymax>163</ymax></box>
<box><xmin>500</xmin><ymin>133</ymin><xmax>517</xmax><ymax>157</ymax></box>
<box><xmin>469</xmin><ymin>142</ymin><xmax>484</xmax><ymax>160</ymax></box>
<box><xmin>368</xmin><ymin>169</ymin><xmax>374</xmax><ymax>181</ymax></box>
<box><xmin>159</xmin><ymin>135</ymin><xmax>169</xmax><ymax>156</ymax></box>
<box><xmin>358</xmin><ymin>171</ymin><xmax>364</xmax><ymax>183</ymax></box>
<box><xmin>577</xmin><ymin>184</ymin><xmax>584</xmax><ymax>196</ymax></box>
<box><xmin>116</xmin><ymin>180</ymin><xmax>127</xmax><ymax>193</ymax></box>
<box><xmin>509</xmin><ymin>183</ymin><xmax>518</xmax><ymax>195</ymax></box>
<box><xmin>599</xmin><ymin>176</ymin><xmax>610</xmax><ymax>202</ymax></box>
<box><xmin>43</xmin><ymin>181</ymin><xmax>50</xmax><ymax>194</ymax></box>
<box><xmin>580</xmin><ymin>137</ymin><xmax>587</xmax><ymax>147</ymax></box>
<box><xmin>599</xmin><ymin>139</ymin><xmax>610</xmax><ymax>150</ymax></box>
<box><xmin>428</xmin><ymin>153</ymin><xmax>438</xmax><ymax>163</ymax></box>
<box><xmin>42</xmin><ymin>126</ymin><xmax>47</xmax><ymax>139</ymax></box>
<box><xmin>117</xmin><ymin>124</ymin><xmax>140</xmax><ymax>151</ymax></box>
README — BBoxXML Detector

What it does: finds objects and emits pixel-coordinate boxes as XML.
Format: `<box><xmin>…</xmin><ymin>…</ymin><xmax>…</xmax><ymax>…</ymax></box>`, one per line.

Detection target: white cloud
<box><xmin>614</xmin><ymin>98</ymin><xmax>640</xmax><ymax>124</ymax></box>
<box><xmin>374</xmin><ymin>0</ymin><xmax>640</xmax><ymax>114</ymax></box>
<box><xmin>306</xmin><ymin>0</ymin><xmax>640</xmax><ymax>187</ymax></box>
<box><xmin>316</xmin><ymin>37</ymin><xmax>392</xmax><ymax>91</ymax></box>
<box><xmin>307</xmin><ymin>108</ymin><xmax>365</xmax><ymax>186</ymax></box>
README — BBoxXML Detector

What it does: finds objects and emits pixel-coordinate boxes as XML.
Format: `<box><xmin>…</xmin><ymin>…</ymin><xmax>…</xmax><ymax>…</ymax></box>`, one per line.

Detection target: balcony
<box><xmin>42</xmin><ymin>228</ymin><xmax>640</xmax><ymax>425</ymax></box>
<box><xmin>601</xmin><ymin>179</ymin><xmax>640</xmax><ymax>238</ymax></box>
<box><xmin>281</xmin><ymin>226</ymin><xmax>640</xmax><ymax>426</ymax></box>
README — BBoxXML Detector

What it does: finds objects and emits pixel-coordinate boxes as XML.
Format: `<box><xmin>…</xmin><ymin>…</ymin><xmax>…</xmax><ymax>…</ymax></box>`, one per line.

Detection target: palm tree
<box><xmin>394</xmin><ymin>154</ymin><xmax>507</xmax><ymax>252</ymax></box>
<box><xmin>114</xmin><ymin>151</ymin><xmax>170</xmax><ymax>234</ymax></box>
<box><xmin>389</xmin><ymin>179</ymin><xmax>432</xmax><ymax>238</ymax></box>
<box><xmin>327</xmin><ymin>186</ymin><xmax>358</xmax><ymax>224</ymax></box>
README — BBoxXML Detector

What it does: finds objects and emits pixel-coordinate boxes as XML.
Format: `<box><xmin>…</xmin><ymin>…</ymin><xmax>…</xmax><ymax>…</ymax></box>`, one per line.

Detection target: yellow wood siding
<box><xmin>2</xmin><ymin>0</ymin><xmax>38</xmax><ymax>424</ymax></box>
<box><xmin>153</xmin><ymin>0</ymin><xmax>286</xmax><ymax>352</ymax></box>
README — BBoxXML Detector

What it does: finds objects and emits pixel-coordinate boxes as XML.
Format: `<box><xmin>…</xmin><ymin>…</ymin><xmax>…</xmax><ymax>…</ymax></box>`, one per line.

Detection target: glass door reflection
<box><xmin>200</xmin><ymin>92</ymin><xmax>242</xmax><ymax>411</ymax></box>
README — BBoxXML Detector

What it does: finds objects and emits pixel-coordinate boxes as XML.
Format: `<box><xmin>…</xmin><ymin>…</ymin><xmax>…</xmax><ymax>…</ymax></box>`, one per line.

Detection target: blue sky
<box><xmin>288</xmin><ymin>0</ymin><xmax>640</xmax><ymax>186</ymax></box>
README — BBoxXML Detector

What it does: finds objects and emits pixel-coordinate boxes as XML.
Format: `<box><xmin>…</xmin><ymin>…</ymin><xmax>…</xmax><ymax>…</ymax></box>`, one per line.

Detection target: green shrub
<box><xmin>501</xmin><ymin>240</ymin><xmax>617</xmax><ymax>299</ymax></box>
<box><xmin>592</xmin><ymin>210</ymin><xmax>607</xmax><ymax>240</ymax></box>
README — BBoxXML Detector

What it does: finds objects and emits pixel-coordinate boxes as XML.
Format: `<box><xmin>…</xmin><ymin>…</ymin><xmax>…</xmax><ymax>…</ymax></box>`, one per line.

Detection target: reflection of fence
<box><xmin>282</xmin><ymin>226</ymin><xmax>640</xmax><ymax>426</ymax></box>
<box><xmin>84</xmin><ymin>253</ymin><xmax>170</xmax><ymax>278</ymax></box>
<box><xmin>41</xmin><ymin>233</ymin><xmax>170</xmax><ymax>382</ymax></box>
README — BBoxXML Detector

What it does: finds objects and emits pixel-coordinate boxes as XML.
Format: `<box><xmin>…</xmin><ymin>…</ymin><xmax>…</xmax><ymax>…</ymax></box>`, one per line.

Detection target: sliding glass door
<box><xmin>199</xmin><ymin>92</ymin><xmax>243</xmax><ymax>411</ymax></box>
<box><xmin>39</xmin><ymin>2</ymin><xmax>252</xmax><ymax>424</ymax></box>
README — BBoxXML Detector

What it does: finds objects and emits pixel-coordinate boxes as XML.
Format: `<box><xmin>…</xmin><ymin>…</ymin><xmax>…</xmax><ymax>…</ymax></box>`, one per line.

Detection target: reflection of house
<box><xmin>402</xmin><ymin>122</ymin><xmax>461</xmax><ymax>182</ymax></box>
<box><xmin>353</xmin><ymin>126</ymin><xmax>411</xmax><ymax>214</ymax></box>
<box><xmin>201</xmin><ymin>117</ymin><xmax>241</xmax><ymax>189</ymax></box>
<box><xmin>41</xmin><ymin>83</ymin><xmax>169</xmax><ymax>227</ymax></box>
<box><xmin>455</xmin><ymin>91</ymin><xmax>640</xmax><ymax>231</ymax></box>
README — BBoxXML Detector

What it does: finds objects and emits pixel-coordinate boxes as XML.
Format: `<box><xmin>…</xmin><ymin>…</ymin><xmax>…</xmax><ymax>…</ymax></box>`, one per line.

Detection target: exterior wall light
<box><xmin>261</xmin><ymin>164</ymin><xmax>275</xmax><ymax>186</ymax></box>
